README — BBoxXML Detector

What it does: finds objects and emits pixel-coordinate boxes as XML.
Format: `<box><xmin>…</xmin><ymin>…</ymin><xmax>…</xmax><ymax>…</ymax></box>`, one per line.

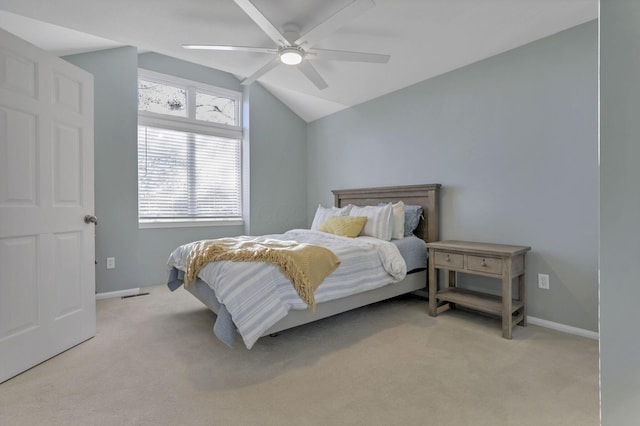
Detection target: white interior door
<box><xmin>0</xmin><ymin>28</ymin><xmax>95</xmax><ymax>383</ymax></box>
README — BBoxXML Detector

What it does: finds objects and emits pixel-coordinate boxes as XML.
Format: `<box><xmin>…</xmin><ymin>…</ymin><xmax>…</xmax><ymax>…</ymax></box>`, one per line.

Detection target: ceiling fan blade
<box><xmin>233</xmin><ymin>0</ymin><xmax>289</xmax><ymax>47</ymax></box>
<box><xmin>182</xmin><ymin>44</ymin><xmax>277</xmax><ymax>54</ymax></box>
<box><xmin>241</xmin><ymin>56</ymin><xmax>282</xmax><ymax>86</ymax></box>
<box><xmin>298</xmin><ymin>61</ymin><xmax>328</xmax><ymax>90</ymax></box>
<box><xmin>308</xmin><ymin>48</ymin><xmax>389</xmax><ymax>63</ymax></box>
<box><xmin>295</xmin><ymin>0</ymin><xmax>375</xmax><ymax>48</ymax></box>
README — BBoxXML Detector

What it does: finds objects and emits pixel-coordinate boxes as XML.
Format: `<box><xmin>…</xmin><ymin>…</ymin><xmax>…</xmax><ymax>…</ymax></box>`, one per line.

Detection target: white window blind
<box><xmin>138</xmin><ymin>126</ymin><xmax>241</xmax><ymax>220</ymax></box>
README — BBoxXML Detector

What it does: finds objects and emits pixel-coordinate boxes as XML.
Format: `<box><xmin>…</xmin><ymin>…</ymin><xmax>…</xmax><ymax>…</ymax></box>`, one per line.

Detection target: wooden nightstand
<box><xmin>427</xmin><ymin>240</ymin><xmax>531</xmax><ymax>339</ymax></box>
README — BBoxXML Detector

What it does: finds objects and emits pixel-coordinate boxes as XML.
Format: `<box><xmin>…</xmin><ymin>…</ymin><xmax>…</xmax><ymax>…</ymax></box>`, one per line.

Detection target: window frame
<box><xmin>137</xmin><ymin>69</ymin><xmax>244</xmax><ymax>229</ymax></box>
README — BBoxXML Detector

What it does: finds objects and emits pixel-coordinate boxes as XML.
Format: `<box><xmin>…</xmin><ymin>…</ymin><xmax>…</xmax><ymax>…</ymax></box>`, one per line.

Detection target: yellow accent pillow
<box><xmin>318</xmin><ymin>216</ymin><xmax>368</xmax><ymax>238</ymax></box>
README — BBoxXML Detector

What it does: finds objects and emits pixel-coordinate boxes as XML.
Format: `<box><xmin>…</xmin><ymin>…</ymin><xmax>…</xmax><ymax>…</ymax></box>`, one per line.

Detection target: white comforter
<box><xmin>167</xmin><ymin>229</ymin><xmax>407</xmax><ymax>348</ymax></box>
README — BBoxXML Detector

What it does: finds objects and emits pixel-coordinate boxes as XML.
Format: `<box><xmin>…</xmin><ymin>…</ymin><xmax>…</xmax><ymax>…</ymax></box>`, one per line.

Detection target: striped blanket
<box><xmin>167</xmin><ymin>229</ymin><xmax>407</xmax><ymax>348</ymax></box>
<box><xmin>184</xmin><ymin>237</ymin><xmax>341</xmax><ymax>311</ymax></box>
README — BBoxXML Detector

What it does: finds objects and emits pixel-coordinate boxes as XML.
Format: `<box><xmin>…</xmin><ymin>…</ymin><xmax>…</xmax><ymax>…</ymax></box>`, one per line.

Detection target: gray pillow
<box><xmin>404</xmin><ymin>205</ymin><xmax>423</xmax><ymax>236</ymax></box>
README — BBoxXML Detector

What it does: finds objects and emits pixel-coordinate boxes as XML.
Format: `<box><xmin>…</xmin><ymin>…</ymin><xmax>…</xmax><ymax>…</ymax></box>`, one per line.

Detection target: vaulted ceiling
<box><xmin>0</xmin><ymin>0</ymin><xmax>597</xmax><ymax>122</ymax></box>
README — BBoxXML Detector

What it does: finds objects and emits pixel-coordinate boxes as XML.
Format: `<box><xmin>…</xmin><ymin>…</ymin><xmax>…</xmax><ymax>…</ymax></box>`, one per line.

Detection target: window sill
<box><xmin>139</xmin><ymin>218</ymin><xmax>244</xmax><ymax>229</ymax></box>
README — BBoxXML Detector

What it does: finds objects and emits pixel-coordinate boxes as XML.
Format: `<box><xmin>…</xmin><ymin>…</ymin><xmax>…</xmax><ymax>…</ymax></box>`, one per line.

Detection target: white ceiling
<box><xmin>0</xmin><ymin>0</ymin><xmax>597</xmax><ymax>122</ymax></box>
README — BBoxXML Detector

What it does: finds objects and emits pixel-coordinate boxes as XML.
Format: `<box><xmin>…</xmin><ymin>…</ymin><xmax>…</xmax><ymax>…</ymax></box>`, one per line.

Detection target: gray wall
<box><xmin>245</xmin><ymin>82</ymin><xmax>308</xmax><ymax>235</ymax></box>
<box><xmin>600</xmin><ymin>1</ymin><xmax>640</xmax><ymax>423</ymax></box>
<box><xmin>307</xmin><ymin>21</ymin><xmax>598</xmax><ymax>332</ymax></box>
<box><xmin>63</xmin><ymin>49</ymin><xmax>307</xmax><ymax>293</ymax></box>
<box><xmin>63</xmin><ymin>47</ymin><xmax>145</xmax><ymax>294</ymax></box>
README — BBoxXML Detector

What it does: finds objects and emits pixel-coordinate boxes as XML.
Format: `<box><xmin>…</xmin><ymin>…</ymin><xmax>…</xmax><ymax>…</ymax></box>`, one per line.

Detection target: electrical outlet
<box><xmin>106</xmin><ymin>257</ymin><xmax>115</xmax><ymax>269</ymax></box>
<box><xmin>538</xmin><ymin>273</ymin><xmax>549</xmax><ymax>290</ymax></box>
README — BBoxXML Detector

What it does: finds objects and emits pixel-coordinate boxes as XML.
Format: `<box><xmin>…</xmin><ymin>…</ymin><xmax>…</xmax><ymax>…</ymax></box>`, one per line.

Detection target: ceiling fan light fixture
<box><xmin>279</xmin><ymin>47</ymin><xmax>304</xmax><ymax>65</ymax></box>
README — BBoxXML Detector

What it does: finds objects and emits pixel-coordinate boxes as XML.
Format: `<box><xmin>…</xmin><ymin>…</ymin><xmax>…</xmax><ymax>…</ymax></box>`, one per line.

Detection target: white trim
<box><xmin>95</xmin><ymin>288</ymin><xmax>141</xmax><ymax>300</ymax></box>
<box><xmin>139</xmin><ymin>218</ymin><xmax>243</xmax><ymax>229</ymax></box>
<box><xmin>137</xmin><ymin>69</ymin><xmax>244</xmax><ymax>226</ymax></box>
<box><xmin>138</xmin><ymin>112</ymin><xmax>242</xmax><ymax>139</ymax></box>
<box><xmin>527</xmin><ymin>316</ymin><xmax>599</xmax><ymax>340</ymax></box>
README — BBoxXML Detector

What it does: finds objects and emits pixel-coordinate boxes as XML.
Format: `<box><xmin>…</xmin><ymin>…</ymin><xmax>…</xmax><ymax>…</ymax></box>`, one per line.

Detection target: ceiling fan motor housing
<box><xmin>279</xmin><ymin>46</ymin><xmax>304</xmax><ymax>65</ymax></box>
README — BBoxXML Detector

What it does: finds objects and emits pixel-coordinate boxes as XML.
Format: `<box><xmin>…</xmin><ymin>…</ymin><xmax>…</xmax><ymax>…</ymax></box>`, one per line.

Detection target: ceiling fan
<box><xmin>182</xmin><ymin>0</ymin><xmax>390</xmax><ymax>90</ymax></box>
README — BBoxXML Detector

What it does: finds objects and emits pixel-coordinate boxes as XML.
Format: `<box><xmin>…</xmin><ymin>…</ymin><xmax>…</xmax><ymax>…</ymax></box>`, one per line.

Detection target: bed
<box><xmin>167</xmin><ymin>184</ymin><xmax>441</xmax><ymax>348</ymax></box>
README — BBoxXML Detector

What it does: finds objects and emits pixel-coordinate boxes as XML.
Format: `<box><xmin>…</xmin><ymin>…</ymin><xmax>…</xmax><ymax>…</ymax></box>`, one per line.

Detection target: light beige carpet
<box><xmin>0</xmin><ymin>284</ymin><xmax>599</xmax><ymax>426</ymax></box>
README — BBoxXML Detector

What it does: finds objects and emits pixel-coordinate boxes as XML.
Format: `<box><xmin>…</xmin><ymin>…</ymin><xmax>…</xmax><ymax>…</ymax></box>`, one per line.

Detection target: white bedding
<box><xmin>167</xmin><ymin>229</ymin><xmax>407</xmax><ymax>348</ymax></box>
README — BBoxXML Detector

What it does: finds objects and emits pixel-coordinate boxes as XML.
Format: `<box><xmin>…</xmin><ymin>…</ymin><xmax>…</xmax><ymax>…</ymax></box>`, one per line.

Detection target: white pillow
<box><xmin>310</xmin><ymin>204</ymin><xmax>352</xmax><ymax>230</ymax></box>
<box><xmin>390</xmin><ymin>201</ymin><xmax>405</xmax><ymax>240</ymax></box>
<box><xmin>349</xmin><ymin>203</ymin><xmax>394</xmax><ymax>241</ymax></box>
<box><xmin>378</xmin><ymin>201</ymin><xmax>404</xmax><ymax>239</ymax></box>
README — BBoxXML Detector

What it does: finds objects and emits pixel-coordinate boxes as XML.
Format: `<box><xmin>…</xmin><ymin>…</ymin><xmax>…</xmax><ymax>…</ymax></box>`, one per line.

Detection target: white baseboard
<box><xmin>527</xmin><ymin>316</ymin><xmax>599</xmax><ymax>340</ymax></box>
<box><xmin>95</xmin><ymin>288</ymin><xmax>141</xmax><ymax>300</ymax></box>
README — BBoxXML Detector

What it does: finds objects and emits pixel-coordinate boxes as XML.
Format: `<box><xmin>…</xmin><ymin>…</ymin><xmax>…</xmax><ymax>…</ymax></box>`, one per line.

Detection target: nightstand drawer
<box><xmin>467</xmin><ymin>255</ymin><xmax>502</xmax><ymax>274</ymax></box>
<box><xmin>434</xmin><ymin>251</ymin><xmax>464</xmax><ymax>269</ymax></box>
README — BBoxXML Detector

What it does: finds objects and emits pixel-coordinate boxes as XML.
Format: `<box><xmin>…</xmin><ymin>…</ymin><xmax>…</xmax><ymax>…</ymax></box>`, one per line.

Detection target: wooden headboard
<box><xmin>332</xmin><ymin>184</ymin><xmax>441</xmax><ymax>243</ymax></box>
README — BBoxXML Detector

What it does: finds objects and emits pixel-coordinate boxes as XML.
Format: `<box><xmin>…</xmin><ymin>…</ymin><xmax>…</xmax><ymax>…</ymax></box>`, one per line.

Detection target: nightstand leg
<box><xmin>518</xmin><ymin>273</ymin><xmax>527</xmax><ymax>326</ymax></box>
<box><xmin>502</xmin><ymin>263</ymin><xmax>513</xmax><ymax>339</ymax></box>
<box><xmin>448</xmin><ymin>270</ymin><xmax>456</xmax><ymax>309</ymax></box>
<box><xmin>428</xmin><ymin>248</ymin><xmax>437</xmax><ymax>316</ymax></box>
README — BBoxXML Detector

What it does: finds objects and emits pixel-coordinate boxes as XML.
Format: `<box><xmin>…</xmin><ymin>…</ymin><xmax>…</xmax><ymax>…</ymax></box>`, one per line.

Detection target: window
<box><xmin>137</xmin><ymin>69</ymin><xmax>243</xmax><ymax>227</ymax></box>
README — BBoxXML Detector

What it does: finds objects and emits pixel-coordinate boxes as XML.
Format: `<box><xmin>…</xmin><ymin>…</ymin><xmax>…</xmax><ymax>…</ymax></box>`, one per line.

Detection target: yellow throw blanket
<box><xmin>185</xmin><ymin>237</ymin><xmax>341</xmax><ymax>311</ymax></box>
